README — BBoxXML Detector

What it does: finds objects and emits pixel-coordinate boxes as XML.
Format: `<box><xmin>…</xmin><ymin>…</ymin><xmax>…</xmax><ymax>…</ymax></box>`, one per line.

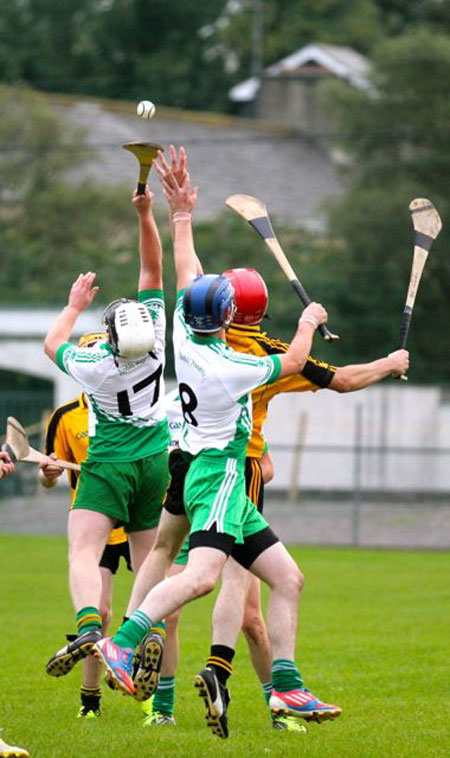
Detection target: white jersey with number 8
<box><xmin>173</xmin><ymin>290</ymin><xmax>281</xmax><ymax>460</ymax></box>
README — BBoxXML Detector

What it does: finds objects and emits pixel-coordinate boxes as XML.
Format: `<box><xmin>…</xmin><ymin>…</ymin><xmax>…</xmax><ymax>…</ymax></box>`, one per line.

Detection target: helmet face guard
<box><xmin>222</xmin><ymin>267</ymin><xmax>268</xmax><ymax>325</ymax></box>
<box><xmin>78</xmin><ymin>332</ymin><xmax>107</xmax><ymax>348</ymax></box>
<box><xmin>102</xmin><ymin>298</ymin><xmax>155</xmax><ymax>359</ymax></box>
<box><xmin>183</xmin><ymin>275</ymin><xmax>236</xmax><ymax>333</ymax></box>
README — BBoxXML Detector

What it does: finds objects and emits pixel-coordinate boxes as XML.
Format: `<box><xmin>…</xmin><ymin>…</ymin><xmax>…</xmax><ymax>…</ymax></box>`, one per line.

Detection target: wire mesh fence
<box><xmin>1</xmin><ymin>393</ymin><xmax>449</xmax><ymax>549</ymax></box>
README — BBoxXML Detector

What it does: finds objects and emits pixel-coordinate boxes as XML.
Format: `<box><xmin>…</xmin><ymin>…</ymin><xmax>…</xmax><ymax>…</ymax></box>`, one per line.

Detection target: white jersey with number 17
<box><xmin>173</xmin><ymin>290</ymin><xmax>281</xmax><ymax>460</ymax></box>
<box><xmin>56</xmin><ymin>289</ymin><xmax>170</xmax><ymax>462</ymax></box>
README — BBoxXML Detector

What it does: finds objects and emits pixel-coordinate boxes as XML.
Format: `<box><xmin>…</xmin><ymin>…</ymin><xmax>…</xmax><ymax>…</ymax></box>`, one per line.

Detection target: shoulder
<box><xmin>221</xmin><ymin>344</ymin><xmax>271</xmax><ymax>367</ymax></box>
<box><xmin>138</xmin><ymin>289</ymin><xmax>165</xmax><ymax>318</ymax></box>
<box><xmin>63</xmin><ymin>342</ymin><xmax>113</xmax><ymax>364</ymax></box>
<box><xmin>45</xmin><ymin>397</ymin><xmax>80</xmax><ymax>448</ymax></box>
<box><xmin>253</xmin><ymin>331</ymin><xmax>289</xmax><ymax>355</ymax></box>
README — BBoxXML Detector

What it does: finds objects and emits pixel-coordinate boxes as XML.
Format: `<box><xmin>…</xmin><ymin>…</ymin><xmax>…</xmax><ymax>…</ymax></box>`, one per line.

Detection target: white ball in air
<box><xmin>137</xmin><ymin>100</ymin><xmax>156</xmax><ymax>119</ymax></box>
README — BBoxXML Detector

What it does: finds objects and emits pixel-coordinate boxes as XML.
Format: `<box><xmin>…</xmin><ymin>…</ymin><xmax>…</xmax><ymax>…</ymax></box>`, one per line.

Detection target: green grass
<box><xmin>1</xmin><ymin>535</ymin><xmax>449</xmax><ymax>758</ymax></box>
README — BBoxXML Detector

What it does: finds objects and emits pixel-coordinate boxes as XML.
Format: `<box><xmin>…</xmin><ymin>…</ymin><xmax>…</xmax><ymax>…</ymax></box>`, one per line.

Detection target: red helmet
<box><xmin>222</xmin><ymin>268</ymin><xmax>268</xmax><ymax>325</ymax></box>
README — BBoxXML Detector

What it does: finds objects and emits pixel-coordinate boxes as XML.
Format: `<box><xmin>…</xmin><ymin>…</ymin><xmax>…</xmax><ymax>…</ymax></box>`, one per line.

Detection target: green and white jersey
<box><xmin>173</xmin><ymin>290</ymin><xmax>281</xmax><ymax>460</ymax></box>
<box><xmin>56</xmin><ymin>289</ymin><xmax>170</xmax><ymax>462</ymax></box>
<box><xmin>165</xmin><ymin>388</ymin><xmax>183</xmax><ymax>449</ymax></box>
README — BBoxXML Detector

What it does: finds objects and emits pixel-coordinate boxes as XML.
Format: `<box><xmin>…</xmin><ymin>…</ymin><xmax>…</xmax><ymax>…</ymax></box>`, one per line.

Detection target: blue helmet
<box><xmin>183</xmin><ymin>274</ymin><xmax>235</xmax><ymax>333</ymax></box>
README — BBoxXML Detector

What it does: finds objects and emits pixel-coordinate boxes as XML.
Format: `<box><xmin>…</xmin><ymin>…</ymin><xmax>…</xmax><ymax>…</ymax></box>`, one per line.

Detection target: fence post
<box><xmin>288</xmin><ymin>411</ymin><xmax>308</xmax><ymax>504</ymax></box>
<box><xmin>352</xmin><ymin>404</ymin><xmax>363</xmax><ymax>546</ymax></box>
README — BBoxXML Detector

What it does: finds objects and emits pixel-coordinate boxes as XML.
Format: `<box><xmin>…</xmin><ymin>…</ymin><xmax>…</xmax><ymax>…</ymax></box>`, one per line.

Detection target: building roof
<box><xmin>46</xmin><ymin>94</ymin><xmax>343</xmax><ymax>232</ymax></box>
<box><xmin>230</xmin><ymin>42</ymin><xmax>370</xmax><ymax>102</ymax></box>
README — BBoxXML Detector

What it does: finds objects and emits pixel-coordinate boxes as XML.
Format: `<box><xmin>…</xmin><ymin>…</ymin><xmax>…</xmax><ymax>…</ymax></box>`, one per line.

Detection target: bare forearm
<box><xmin>172</xmin><ymin>216</ymin><xmax>200</xmax><ymax>289</ymax></box>
<box><xmin>331</xmin><ymin>357</ymin><xmax>394</xmax><ymax>392</ymax></box>
<box><xmin>44</xmin><ymin>306</ymin><xmax>80</xmax><ymax>362</ymax></box>
<box><xmin>279</xmin><ymin>322</ymin><xmax>316</xmax><ymax>378</ymax></box>
<box><xmin>138</xmin><ymin>213</ymin><xmax>163</xmax><ymax>290</ymax></box>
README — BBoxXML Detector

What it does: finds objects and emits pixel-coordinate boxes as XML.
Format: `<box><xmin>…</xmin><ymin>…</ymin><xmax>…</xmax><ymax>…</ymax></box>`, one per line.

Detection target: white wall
<box><xmin>263</xmin><ymin>384</ymin><xmax>450</xmax><ymax>492</ymax></box>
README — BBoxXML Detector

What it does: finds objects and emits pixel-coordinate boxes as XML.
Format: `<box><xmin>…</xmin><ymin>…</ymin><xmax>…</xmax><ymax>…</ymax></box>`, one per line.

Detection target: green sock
<box><xmin>262</xmin><ymin>681</ymin><xmax>272</xmax><ymax>705</ymax></box>
<box><xmin>76</xmin><ymin>606</ymin><xmax>102</xmax><ymax>635</ymax></box>
<box><xmin>153</xmin><ymin>676</ymin><xmax>175</xmax><ymax>717</ymax></box>
<box><xmin>272</xmin><ymin>659</ymin><xmax>303</xmax><ymax>692</ymax></box>
<box><xmin>113</xmin><ymin>610</ymin><xmax>153</xmax><ymax>649</ymax></box>
<box><xmin>151</xmin><ymin>620</ymin><xmax>167</xmax><ymax>637</ymax></box>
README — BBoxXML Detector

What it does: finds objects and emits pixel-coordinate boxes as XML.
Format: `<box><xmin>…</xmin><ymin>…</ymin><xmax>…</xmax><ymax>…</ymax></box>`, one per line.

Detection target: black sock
<box><xmin>80</xmin><ymin>686</ymin><xmax>101</xmax><ymax>711</ymax></box>
<box><xmin>207</xmin><ymin>645</ymin><xmax>235</xmax><ymax>686</ymax></box>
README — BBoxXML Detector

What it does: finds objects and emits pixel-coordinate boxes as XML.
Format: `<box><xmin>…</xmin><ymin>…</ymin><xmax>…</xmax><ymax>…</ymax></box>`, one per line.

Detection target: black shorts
<box><xmin>164</xmin><ymin>448</ymin><xmax>190</xmax><ymax>516</ymax></box>
<box><xmin>165</xmin><ymin>450</ymin><xmax>264</xmax><ymax>516</ymax></box>
<box><xmin>245</xmin><ymin>457</ymin><xmax>264</xmax><ymax>513</ymax></box>
<box><xmin>190</xmin><ymin>524</ymin><xmax>279</xmax><ymax>569</ymax></box>
<box><xmin>99</xmin><ymin>541</ymin><xmax>132</xmax><ymax>575</ymax></box>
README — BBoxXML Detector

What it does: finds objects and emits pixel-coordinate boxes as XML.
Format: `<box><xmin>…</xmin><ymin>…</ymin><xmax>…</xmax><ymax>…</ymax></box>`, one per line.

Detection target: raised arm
<box><xmin>154</xmin><ymin>145</ymin><xmax>201</xmax><ymax>291</ymax></box>
<box><xmin>278</xmin><ymin>302</ymin><xmax>328</xmax><ymax>378</ymax></box>
<box><xmin>133</xmin><ymin>186</ymin><xmax>163</xmax><ymax>291</ymax></box>
<box><xmin>44</xmin><ymin>272</ymin><xmax>99</xmax><ymax>363</ymax></box>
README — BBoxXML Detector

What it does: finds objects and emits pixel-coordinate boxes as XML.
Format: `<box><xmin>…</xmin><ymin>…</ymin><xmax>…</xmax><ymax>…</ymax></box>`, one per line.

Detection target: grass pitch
<box><xmin>0</xmin><ymin>535</ymin><xmax>448</xmax><ymax>758</ymax></box>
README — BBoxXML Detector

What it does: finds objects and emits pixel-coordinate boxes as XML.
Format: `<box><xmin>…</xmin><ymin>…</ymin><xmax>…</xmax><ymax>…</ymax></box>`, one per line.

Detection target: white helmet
<box><xmin>102</xmin><ymin>298</ymin><xmax>155</xmax><ymax>360</ymax></box>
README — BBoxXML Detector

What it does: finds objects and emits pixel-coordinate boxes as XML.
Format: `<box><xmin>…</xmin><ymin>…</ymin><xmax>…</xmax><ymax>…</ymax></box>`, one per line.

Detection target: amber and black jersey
<box><xmin>44</xmin><ymin>393</ymin><xmax>127</xmax><ymax>546</ymax></box>
<box><xmin>226</xmin><ymin>323</ymin><xmax>336</xmax><ymax>459</ymax></box>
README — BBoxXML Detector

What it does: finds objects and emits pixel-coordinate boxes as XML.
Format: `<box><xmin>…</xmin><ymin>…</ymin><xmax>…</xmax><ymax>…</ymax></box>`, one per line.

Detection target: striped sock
<box><xmin>113</xmin><ymin>610</ymin><xmax>153</xmax><ymax>649</ymax></box>
<box><xmin>207</xmin><ymin>645</ymin><xmax>235</xmax><ymax>685</ymax></box>
<box><xmin>76</xmin><ymin>606</ymin><xmax>102</xmax><ymax>635</ymax></box>
<box><xmin>153</xmin><ymin>676</ymin><xmax>175</xmax><ymax>717</ymax></box>
<box><xmin>262</xmin><ymin>681</ymin><xmax>272</xmax><ymax>705</ymax></box>
<box><xmin>272</xmin><ymin>659</ymin><xmax>303</xmax><ymax>692</ymax></box>
<box><xmin>80</xmin><ymin>685</ymin><xmax>101</xmax><ymax>711</ymax></box>
<box><xmin>151</xmin><ymin>620</ymin><xmax>167</xmax><ymax>638</ymax></box>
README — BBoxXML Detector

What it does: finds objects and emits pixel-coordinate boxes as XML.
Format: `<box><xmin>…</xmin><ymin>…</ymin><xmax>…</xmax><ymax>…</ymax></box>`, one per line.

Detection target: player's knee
<box><xmin>189</xmin><ymin>574</ymin><xmax>217</xmax><ymax>599</ymax></box>
<box><xmin>68</xmin><ymin>543</ymin><xmax>88</xmax><ymax>565</ymax></box>
<box><xmin>277</xmin><ymin>563</ymin><xmax>303</xmax><ymax>597</ymax></box>
<box><xmin>288</xmin><ymin>565</ymin><xmax>303</xmax><ymax>594</ymax></box>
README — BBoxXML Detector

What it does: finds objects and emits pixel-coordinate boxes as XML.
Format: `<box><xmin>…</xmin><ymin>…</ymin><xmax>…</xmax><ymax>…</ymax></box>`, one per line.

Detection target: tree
<box><xmin>0</xmin><ymin>1</ymin><xmax>231</xmax><ymax>110</ymax></box>
<box><xmin>0</xmin><ymin>86</ymin><xmax>138</xmax><ymax>303</ymax></box>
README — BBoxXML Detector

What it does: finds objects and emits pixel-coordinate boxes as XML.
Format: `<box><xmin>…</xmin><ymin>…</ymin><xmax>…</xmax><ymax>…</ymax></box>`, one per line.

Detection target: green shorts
<box><xmin>184</xmin><ymin>455</ymin><xmax>267</xmax><ymax>545</ymax></box>
<box><xmin>73</xmin><ymin>450</ymin><xmax>169</xmax><ymax>532</ymax></box>
<box><xmin>174</xmin><ymin>537</ymin><xmax>189</xmax><ymax>565</ymax></box>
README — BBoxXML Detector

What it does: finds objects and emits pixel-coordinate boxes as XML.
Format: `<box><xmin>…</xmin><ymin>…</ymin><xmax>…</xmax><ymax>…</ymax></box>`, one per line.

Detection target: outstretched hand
<box><xmin>154</xmin><ymin>145</ymin><xmax>198</xmax><ymax>216</ymax></box>
<box><xmin>68</xmin><ymin>272</ymin><xmax>99</xmax><ymax>313</ymax></box>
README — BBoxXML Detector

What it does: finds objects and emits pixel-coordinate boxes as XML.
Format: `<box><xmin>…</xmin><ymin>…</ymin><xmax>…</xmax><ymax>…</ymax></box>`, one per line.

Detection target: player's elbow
<box><xmin>44</xmin><ymin>337</ymin><xmax>57</xmax><ymax>362</ymax></box>
<box><xmin>329</xmin><ymin>369</ymin><xmax>356</xmax><ymax>393</ymax></box>
<box><xmin>280</xmin><ymin>353</ymin><xmax>307</xmax><ymax>379</ymax></box>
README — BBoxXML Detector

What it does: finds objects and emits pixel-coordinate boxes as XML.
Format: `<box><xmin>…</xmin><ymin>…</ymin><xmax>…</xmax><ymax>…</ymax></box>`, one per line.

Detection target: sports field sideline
<box><xmin>1</xmin><ymin>535</ymin><xmax>447</xmax><ymax>758</ymax></box>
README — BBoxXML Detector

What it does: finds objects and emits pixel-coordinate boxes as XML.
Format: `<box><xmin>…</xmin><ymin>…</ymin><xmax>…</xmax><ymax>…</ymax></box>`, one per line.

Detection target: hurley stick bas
<box><xmin>1</xmin><ymin>416</ymin><xmax>81</xmax><ymax>474</ymax></box>
<box><xmin>122</xmin><ymin>142</ymin><xmax>164</xmax><ymax>195</ymax></box>
<box><xmin>397</xmin><ymin>198</ymin><xmax>442</xmax><ymax>380</ymax></box>
<box><xmin>226</xmin><ymin>194</ymin><xmax>340</xmax><ymax>341</ymax></box>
